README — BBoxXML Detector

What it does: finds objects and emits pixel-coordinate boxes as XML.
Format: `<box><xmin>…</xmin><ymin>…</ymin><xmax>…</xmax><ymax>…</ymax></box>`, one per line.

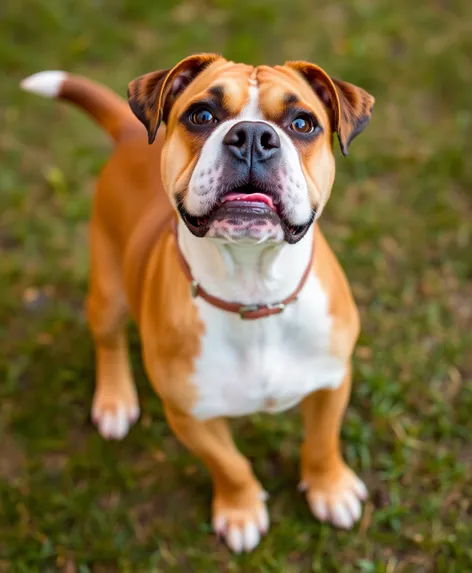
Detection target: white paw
<box><xmin>301</xmin><ymin>467</ymin><xmax>367</xmax><ymax>530</ymax></box>
<box><xmin>91</xmin><ymin>399</ymin><xmax>140</xmax><ymax>440</ymax></box>
<box><xmin>213</xmin><ymin>491</ymin><xmax>269</xmax><ymax>553</ymax></box>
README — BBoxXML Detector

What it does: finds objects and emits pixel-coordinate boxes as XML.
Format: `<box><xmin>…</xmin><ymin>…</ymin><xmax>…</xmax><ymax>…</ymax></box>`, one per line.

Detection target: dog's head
<box><xmin>128</xmin><ymin>54</ymin><xmax>374</xmax><ymax>245</ymax></box>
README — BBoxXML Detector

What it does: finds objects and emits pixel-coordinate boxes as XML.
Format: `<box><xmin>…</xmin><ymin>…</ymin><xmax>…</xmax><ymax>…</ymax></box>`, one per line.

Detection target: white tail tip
<box><xmin>20</xmin><ymin>70</ymin><xmax>67</xmax><ymax>98</ymax></box>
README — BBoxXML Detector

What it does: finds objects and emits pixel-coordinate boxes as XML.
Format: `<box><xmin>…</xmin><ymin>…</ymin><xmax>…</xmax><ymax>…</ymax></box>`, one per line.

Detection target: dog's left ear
<box><xmin>127</xmin><ymin>53</ymin><xmax>221</xmax><ymax>144</ymax></box>
<box><xmin>286</xmin><ymin>61</ymin><xmax>375</xmax><ymax>156</ymax></box>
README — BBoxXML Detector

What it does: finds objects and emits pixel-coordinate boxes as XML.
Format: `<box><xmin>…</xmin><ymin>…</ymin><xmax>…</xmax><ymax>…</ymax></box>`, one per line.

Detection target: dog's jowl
<box><xmin>22</xmin><ymin>54</ymin><xmax>374</xmax><ymax>553</ymax></box>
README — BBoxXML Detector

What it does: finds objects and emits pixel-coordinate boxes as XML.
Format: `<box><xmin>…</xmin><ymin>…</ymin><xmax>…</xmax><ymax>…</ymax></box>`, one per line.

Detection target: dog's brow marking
<box><xmin>209</xmin><ymin>85</ymin><xmax>225</xmax><ymax>102</ymax></box>
<box><xmin>284</xmin><ymin>93</ymin><xmax>299</xmax><ymax>105</ymax></box>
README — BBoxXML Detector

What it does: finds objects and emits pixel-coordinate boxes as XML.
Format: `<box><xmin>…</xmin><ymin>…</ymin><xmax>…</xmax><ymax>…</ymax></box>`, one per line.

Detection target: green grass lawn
<box><xmin>1</xmin><ymin>0</ymin><xmax>472</xmax><ymax>570</ymax></box>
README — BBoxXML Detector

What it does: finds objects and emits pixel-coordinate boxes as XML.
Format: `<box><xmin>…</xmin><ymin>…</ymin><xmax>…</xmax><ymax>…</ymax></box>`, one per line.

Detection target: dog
<box><xmin>21</xmin><ymin>53</ymin><xmax>374</xmax><ymax>553</ymax></box>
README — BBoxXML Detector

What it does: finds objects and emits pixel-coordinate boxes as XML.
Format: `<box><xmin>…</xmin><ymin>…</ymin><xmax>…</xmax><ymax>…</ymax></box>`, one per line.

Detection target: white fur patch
<box><xmin>305</xmin><ymin>470</ymin><xmax>368</xmax><ymax>529</ymax></box>
<box><xmin>177</xmin><ymin>223</ymin><xmax>346</xmax><ymax>420</ymax></box>
<box><xmin>96</xmin><ymin>408</ymin><xmax>128</xmax><ymax>440</ymax></box>
<box><xmin>91</xmin><ymin>398</ymin><xmax>140</xmax><ymax>440</ymax></box>
<box><xmin>20</xmin><ymin>70</ymin><xmax>66</xmax><ymax>98</ymax></box>
<box><xmin>212</xmin><ymin>489</ymin><xmax>269</xmax><ymax>553</ymax></box>
<box><xmin>239</xmin><ymin>82</ymin><xmax>262</xmax><ymax>120</ymax></box>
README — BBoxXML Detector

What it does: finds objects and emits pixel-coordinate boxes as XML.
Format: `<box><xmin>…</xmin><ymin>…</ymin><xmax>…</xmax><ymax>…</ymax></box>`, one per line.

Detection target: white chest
<box><xmin>190</xmin><ymin>275</ymin><xmax>346</xmax><ymax>420</ymax></box>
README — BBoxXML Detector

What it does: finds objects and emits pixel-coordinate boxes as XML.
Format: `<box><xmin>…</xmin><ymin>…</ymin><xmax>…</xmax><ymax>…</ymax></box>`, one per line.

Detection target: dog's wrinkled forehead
<box><xmin>166</xmin><ymin>60</ymin><xmax>332</xmax><ymax>132</ymax></box>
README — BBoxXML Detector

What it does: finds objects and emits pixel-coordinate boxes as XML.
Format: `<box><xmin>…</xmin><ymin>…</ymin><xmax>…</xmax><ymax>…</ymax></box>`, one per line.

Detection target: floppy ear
<box><xmin>286</xmin><ymin>61</ymin><xmax>375</xmax><ymax>156</ymax></box>
<box><xmin>127</xmin><ymin>53</ymin><xmax>221</xmax><ymax>144</ymax></box>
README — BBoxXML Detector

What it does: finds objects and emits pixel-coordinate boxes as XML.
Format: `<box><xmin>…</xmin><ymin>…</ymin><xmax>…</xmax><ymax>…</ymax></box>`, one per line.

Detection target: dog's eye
<box><xmin>190</xmin><ymin>108</ymin><xmax>217</xmax><ymax>125</ymax></box>
<box><xmin>290</xmin><ymin>115</ymin><xmax>315</xmax><ymax>134</ymax></box>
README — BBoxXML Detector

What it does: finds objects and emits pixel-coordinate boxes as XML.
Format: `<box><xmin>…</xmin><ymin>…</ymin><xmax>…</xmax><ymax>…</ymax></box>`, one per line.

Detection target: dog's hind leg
<box><xmin>86</xmin><ymin>217</ymin><xmax>139</xmax><ymax>440</ymax></box>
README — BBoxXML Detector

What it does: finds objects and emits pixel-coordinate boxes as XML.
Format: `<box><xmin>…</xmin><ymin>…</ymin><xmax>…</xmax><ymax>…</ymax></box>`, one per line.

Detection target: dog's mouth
<box><xmin>177</xmin><ymin>184</ymin><xmax>313</xmax><ymax>243</ymax></box>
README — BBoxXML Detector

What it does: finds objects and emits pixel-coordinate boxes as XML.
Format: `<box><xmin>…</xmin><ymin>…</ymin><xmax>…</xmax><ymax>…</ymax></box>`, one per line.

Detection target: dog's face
<box><xmin>128</xmin><ymin>55</ymin><xmax>374</xmax><ymax>245</ymax></box>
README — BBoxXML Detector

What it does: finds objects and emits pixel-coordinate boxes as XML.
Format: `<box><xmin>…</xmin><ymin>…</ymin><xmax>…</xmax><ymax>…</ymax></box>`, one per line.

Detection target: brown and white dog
<box><xmin>21</xmin><ymin>54</ymin><xmax>374</xmax><ymax>553</ymax></box>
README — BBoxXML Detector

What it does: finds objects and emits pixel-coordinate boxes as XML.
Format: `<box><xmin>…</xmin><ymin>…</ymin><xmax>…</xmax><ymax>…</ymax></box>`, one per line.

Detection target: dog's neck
<box><xmin>177</xmin><ymin>222</ymin><xmax>314</xmax><ymax>305</ymax></box>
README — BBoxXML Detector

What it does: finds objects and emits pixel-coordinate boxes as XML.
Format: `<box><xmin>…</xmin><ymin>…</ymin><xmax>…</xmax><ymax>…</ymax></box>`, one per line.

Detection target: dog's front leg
<box><xmin>299</xmin><ymin>366</ymin><xmax>368</xmax><ymax>530</ymax></box>
<box><xmin>164</xmin><ymin>406</ymin><xmax>269</xmax><ymax>553</ymax></box>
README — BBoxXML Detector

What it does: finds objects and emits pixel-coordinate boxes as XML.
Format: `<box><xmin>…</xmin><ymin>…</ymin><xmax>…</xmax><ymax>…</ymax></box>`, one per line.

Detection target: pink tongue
<box><xmin>222</xmin><ymin>192</ymin><xmax>275</xmax><ymax>209</ymax></box>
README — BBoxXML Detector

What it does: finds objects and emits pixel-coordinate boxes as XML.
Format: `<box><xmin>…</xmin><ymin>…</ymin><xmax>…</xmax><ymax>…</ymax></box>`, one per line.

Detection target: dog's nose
<box><xmin>223</xmin><ymin>121</ymin><xmax>280</xmax><ymax>163</ymax></box>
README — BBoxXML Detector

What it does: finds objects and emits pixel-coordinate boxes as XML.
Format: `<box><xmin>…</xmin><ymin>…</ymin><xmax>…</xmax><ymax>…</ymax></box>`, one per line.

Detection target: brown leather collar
<box><xmin>173</xmin><ymin>220</ymin><xmax>315</xmax><ymax>320</ymax></box>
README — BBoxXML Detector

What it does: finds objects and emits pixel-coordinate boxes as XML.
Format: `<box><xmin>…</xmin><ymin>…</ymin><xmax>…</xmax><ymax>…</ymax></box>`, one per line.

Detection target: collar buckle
<box><xmin>190</xmin><ymin>280</ymin><xmax>199</xmax><ymax>298</ymax></box>
<box><xmin>239</xmin><ymin>301</ymin><xmax>287</xmax><ymax>320</ymax></box>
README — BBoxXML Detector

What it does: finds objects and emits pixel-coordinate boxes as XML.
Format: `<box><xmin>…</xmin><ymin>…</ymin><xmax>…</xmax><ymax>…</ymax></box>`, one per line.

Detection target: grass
<box><xmin>1</xmin><ymin>0</ymin><xmax>472</xmax><ymax>570</ymax></box>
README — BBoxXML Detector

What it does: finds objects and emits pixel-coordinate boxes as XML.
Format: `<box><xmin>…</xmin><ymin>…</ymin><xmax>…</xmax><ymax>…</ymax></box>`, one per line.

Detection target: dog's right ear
<box><xmin>127</xmin><ymin>53</ymin><xmax>221</xmax><ymax>144</ymax></box>
<box><xmin>285</xmin><ymin>61</ymin><xmax>375</xmax><ymax>156</ymax></box>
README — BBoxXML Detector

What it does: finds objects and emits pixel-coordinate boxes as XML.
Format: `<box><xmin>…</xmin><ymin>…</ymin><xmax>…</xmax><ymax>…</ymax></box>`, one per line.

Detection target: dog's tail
<box><xmin>20</xmin><ymin>71</ymin><xmax>136</xmax><ymax>142</ymax></box>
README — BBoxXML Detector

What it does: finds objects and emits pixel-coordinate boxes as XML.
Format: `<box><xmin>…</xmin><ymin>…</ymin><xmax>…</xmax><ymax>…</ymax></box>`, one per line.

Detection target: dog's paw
<box><xmin>300</xmin><ymin>464</ymin><xmax>367</xmax><ymax>530</ymax></box>
<box><xmin>91</xmin><ymin>392</ymin><xmax>140</xmax><ymax>440</ymax></box>
<box><xmin>212</xmin><ymin>489</ymin><xmax>269</xmax><ymax>553</ymax></box>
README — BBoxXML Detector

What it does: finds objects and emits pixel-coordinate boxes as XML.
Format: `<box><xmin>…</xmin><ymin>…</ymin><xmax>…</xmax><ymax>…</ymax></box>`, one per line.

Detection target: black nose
<box><xmin>223</xmin><ymin>121</ymin><xmax>281</xmax><ymax>164</ymax></box>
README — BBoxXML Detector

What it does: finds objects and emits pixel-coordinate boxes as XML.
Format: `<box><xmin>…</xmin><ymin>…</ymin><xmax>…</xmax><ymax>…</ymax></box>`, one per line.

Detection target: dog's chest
<box><xmin>190</xmin><ymin>275</ymin><xmax>346</xmax><ymax>420</ymax></box>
